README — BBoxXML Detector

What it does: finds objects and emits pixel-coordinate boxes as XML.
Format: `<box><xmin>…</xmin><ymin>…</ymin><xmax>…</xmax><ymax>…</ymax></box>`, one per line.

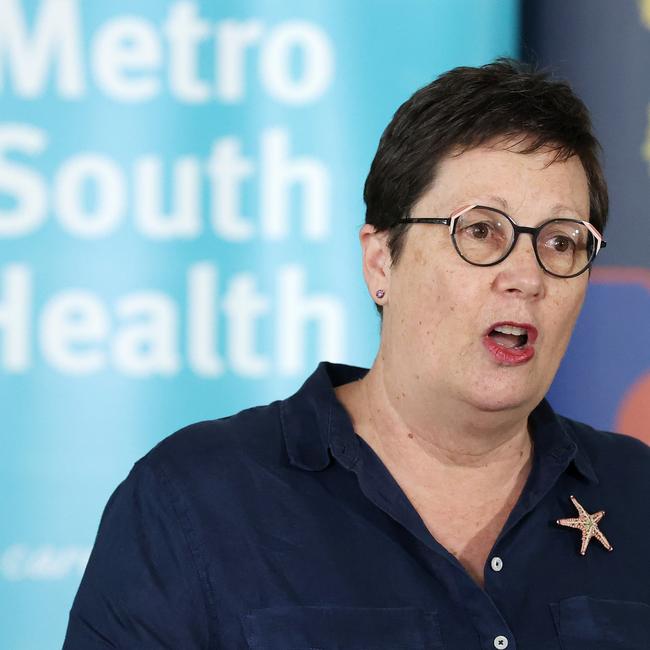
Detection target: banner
<box><xmin>0</xmin><ymin>1</ymin><xmax>518</xmax><ymax>648</ymax></box>
<box><xmin>523</xmin><ymin>0</ymin><xmax>650</xmax><ymax>445</ymax></box>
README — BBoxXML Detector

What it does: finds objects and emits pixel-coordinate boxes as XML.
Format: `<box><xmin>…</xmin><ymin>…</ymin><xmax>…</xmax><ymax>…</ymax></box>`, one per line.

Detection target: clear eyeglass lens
<box><xmin>454</xmin><ymin>208</ymin><xmax>514</xmax><ymax>264</ymax></box>
<box><xmin>453</xmin><ymin>209</ymin><xmax>596</xmax><ymax>277</ymax></box>
<box><xmin>536</xmin><ymin>219</ymin><xmax>594</xmax><ymax>276</ymax></box>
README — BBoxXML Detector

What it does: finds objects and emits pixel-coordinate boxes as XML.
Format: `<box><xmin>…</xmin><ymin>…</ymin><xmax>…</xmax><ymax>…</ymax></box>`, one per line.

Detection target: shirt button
<box><xmin>490</xmin><ymin>556</ymin><xmax>503</xmax><ymax>572</ymax></box>
<box><xmin>493</xmin><ymin>635</ymin><xmax>509</xmax><ymax>649</ymax></box>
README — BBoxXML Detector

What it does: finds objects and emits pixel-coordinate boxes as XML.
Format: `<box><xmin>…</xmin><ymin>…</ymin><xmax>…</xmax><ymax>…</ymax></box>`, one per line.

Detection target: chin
<box><xmin>462</xmin><ymin>377</ymin><xmax>542</xmax><ymax>414</ymax></box>
<box><xmin>468</xmin><ymin>356</ymin><xmax>558</xmax><ymax>412</ymax></box>
<box><xmin>468</xmin><ymin>395</ymin><xmax>529</xmax><ymax>414</ymax></box>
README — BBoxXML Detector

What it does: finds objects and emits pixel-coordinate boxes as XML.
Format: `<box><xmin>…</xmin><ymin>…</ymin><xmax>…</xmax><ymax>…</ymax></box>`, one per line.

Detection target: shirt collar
<box><xmin>280</xmin><ymin>362</ymin><xmax>598</xmax><ymax>485</ymax></box>
<box><xmin>280</xmin><ymin>362</ymin><xmax>366</xmax><ymax>471</ymax></box>
<box><xmin>528</xmin><ymin>397</ymin><xmax>599</xmax><ymax>485</ymax></box>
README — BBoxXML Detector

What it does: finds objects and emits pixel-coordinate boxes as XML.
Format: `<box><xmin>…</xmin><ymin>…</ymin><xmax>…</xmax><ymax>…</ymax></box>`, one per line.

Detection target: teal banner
<box><xmin>0</xmin><ymin>1</ymin><xmax>517</xmax><ymax>647</ymax></box>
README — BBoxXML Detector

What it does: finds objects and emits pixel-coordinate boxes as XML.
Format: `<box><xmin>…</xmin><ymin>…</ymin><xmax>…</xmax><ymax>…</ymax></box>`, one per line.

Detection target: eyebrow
<box><xmin>473</xmin><ymin>196</ymin><xmax>584</xmax><ymax>219</ymax></box>
<box><xmin>480</xmin><ymin>195</ymin><xmax>509</xmax><ymax>210</ymax></box>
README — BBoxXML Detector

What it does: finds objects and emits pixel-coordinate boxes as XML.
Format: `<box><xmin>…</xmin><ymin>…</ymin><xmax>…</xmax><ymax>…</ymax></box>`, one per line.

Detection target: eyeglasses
<box><xmin>399</xmin><ymin>204</ymin><xmax>607</xmax><ymax>278</ymax></box>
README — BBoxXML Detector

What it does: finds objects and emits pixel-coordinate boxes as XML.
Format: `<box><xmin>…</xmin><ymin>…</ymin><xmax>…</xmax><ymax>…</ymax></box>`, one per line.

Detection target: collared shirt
<box><xmin>63</xmin><ymin>362</ymin><xmax>650</xmax><ymax>650</ymax></box>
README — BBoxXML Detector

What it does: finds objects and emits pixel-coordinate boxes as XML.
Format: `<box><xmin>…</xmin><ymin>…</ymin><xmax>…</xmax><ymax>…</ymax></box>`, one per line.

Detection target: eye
<box><xmin>547</xmin><ymin>235</ymin><xmax>575</xmax><ymax>253</ymax></box>
<box><xmin>465</xmin><ymin>222</ymin><xmax>492</xmax><ymax>239</ymax></box>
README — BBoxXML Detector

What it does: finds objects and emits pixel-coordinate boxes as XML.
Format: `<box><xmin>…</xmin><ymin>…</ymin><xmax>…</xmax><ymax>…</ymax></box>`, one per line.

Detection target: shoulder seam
<box><xmin>146</xmin><ymin>458</ymin><xmax>219</xmax><ymax>648</ymax></box>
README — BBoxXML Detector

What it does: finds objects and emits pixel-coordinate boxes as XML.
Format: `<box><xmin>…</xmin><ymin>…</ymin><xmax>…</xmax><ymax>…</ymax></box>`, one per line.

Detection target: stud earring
<box><xmin>375</xmin><ymin>289</ymin><xmax>385</xmax><ymax>299</ymax></box>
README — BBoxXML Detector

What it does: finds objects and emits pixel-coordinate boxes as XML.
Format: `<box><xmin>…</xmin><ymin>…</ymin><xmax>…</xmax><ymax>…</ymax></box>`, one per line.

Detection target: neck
<box><xmin>337</xmin><ymin>358</ymin><xmax>535</xmax><ymax>491</ymax></box>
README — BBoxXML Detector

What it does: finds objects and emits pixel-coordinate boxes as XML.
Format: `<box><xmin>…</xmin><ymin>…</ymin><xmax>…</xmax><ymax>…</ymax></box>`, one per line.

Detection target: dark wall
<box><xmin>522</xmin><ymin>0</ymin><xmax>650</xmax><ymax>267</ymax></box>
<box><xmin>523</xmin><ymin>1</ymin><xmax>650</xmax><ymax>443</ymax></box>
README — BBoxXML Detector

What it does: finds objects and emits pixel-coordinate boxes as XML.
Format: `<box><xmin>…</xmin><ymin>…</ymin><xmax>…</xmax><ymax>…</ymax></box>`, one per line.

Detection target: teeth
<box><xmin>493</xmin><ymin>325</ymin><xmax>527</xmax><ymax>336</ymax></box>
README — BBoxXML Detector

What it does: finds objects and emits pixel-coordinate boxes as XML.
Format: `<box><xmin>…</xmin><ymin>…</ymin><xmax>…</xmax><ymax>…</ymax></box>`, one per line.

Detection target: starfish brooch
<box><xmin>556</xmin><ymin>495</ymin><xmax>613</xmax><ymax>555</ymax></box>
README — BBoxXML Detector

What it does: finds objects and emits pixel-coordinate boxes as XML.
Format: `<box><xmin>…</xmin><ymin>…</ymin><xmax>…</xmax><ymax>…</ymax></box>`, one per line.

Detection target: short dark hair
<box><xmin>364</xmin><ymin>58</ymin><xmax>608</xmax><ymax>310</ymax></box>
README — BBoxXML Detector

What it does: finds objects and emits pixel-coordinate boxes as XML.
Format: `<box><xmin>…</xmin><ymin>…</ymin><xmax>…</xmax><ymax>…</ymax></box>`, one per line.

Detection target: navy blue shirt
<box><xmin>64</xmin><ymin>362</ymin><xmax>650</xmax><ymax>649</ymax></box>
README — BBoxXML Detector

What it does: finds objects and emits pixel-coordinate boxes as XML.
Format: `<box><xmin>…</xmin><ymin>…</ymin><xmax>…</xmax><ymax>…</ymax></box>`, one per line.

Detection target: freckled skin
<box><xmin>341</xmin><ymin>141</ymin><xmax>592</xmax><ymax>588</ymax></box>
<box><xmin>378</xmin><ymin>144</ymin><xmax>590</xmax><ymax>419</ymax></box>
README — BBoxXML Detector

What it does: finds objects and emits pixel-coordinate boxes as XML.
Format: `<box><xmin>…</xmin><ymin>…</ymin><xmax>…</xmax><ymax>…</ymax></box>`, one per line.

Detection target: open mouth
<box><xmin>488</xmin><ymin>324</ymin><xmax>529</xmax><ymax>349</ymax></box>
<box><xmin>483</xmin><ymin>322</ymin><xmax>538</xmax><ymax>365</ymax></box>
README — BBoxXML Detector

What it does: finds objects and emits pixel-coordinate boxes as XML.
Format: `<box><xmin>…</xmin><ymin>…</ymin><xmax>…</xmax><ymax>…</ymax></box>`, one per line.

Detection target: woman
<box><xmin>63</xmin><ymin>60</ymin><xmax>650</xmax><ymax>649</ymax></box>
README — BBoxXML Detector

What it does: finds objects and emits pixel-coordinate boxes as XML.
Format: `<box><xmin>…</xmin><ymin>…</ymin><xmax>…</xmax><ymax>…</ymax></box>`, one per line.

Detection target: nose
<box><xmin>492</xmin><ymin>233</ymin><xmax>545</xmax><ymax>299</ymax></box>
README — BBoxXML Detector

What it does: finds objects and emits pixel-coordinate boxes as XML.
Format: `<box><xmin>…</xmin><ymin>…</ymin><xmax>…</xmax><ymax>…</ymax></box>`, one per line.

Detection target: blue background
<box><xmin>0</xmin><ymin>2</ymin><xmax>518</xmax><ymax>648</ymax></box>
<box><xmin>2</xmin><ymin>2</ymin><xmax>650</xmax><ymax>649</ymax></box>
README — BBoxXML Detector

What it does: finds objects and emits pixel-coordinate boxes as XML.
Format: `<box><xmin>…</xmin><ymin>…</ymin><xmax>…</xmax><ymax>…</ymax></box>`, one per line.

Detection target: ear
<box><xmin>359</xmin><ymin>224</ymin><xmax>391</xmax><ymax>303</ymax></box>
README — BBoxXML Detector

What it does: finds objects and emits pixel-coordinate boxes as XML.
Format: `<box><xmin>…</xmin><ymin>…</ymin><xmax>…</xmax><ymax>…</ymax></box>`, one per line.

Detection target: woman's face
<box><xmin>373</xmin><ymin>143</ymin><xmax>591</xmax><ymax>416</ymax></box>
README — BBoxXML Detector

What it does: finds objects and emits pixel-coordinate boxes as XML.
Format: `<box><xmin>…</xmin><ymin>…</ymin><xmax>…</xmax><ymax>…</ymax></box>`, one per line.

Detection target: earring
<box><xmin>375</xmin><ymin>289</ymin><xmax>385</xmax><ymax>299</ymax></box>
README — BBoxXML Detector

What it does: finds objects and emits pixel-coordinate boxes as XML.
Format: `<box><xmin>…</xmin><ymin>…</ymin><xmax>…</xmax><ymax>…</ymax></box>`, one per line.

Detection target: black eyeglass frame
<box><xmin>399</xmin><ymin>204</ymin><xmax>607</xmax><ymax>279</ymax></box>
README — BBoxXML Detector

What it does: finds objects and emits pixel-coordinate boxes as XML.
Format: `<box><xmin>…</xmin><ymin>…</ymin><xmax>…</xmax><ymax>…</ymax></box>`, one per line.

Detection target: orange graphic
<box><xmin>616</xmin><ymin>373</ymin><xmax>650</xmax><ymax>445</ymax></box>
<box><xmin>592</xmin><ymin>267</ymin><xmax>650</xmax><ymax>445</ymax></box>
<box><xmin>591</xmin><ymin>266</ymin><xmax>650</xmax><ymax>290</ymax></box>
<box><xmin>640</xmin><ymin>0</ymin><xmax>650</xmax><ymax>29</ymax></box>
